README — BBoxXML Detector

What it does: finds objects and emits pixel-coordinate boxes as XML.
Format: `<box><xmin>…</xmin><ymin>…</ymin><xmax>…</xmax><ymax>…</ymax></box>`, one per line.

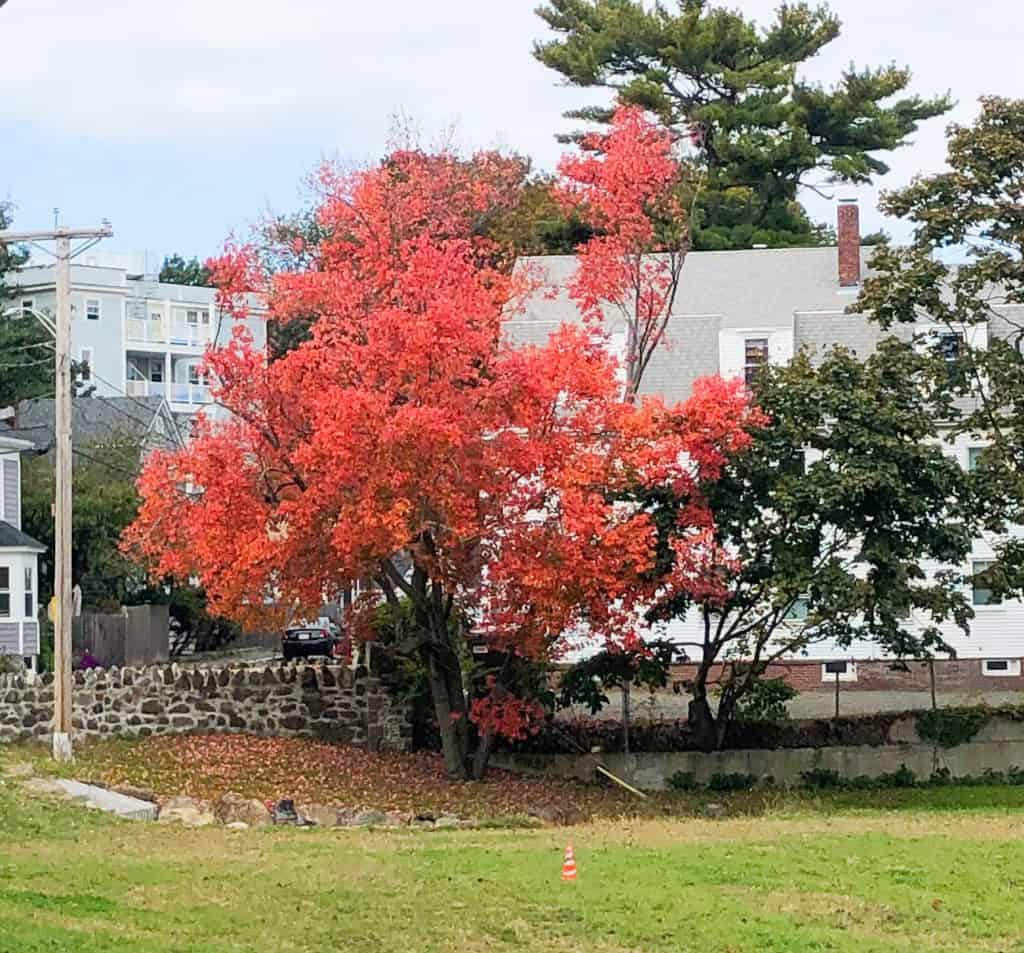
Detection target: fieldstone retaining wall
<box><xmin>493</xmin><ymin>715</ymin><xmax>1024</xmax><ymax>790</ymax></box>
<box><xmin>0</xmin><ymin>663</ymin><xmax>411</xmax><ymax>750</ymax></box>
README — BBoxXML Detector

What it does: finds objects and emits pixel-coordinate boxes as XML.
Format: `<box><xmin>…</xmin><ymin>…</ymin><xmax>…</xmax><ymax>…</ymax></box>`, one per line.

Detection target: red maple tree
<box><xmin>124</xmin><ymin>142</ymin><xmax>752</xmax><ymax>780</ymax></box>
<box><xmin>555</xmin><ymin>105</ymin><xmax>696</xmax><ymax>398</ymax></box>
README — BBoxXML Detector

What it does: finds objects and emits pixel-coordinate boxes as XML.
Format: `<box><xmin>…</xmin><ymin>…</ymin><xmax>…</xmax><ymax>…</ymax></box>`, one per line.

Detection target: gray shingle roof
<box><xmin>509</xmin><ymin>247</ymin><xmax>873</xmax><ymax>404</ymax></box>
<box><xmin>2</xmin><ymin>397</ymin><xmax>180</xmax><ymax>453</ymax></box>
<box><xmin>508</xmin><ymin>248</ymin><xmax>1024</xmax><ymax>405</ymax></box>
<box><xmin>0</xmin><ymin>520</ymin><xmax>45</xmax><ymax>552</ymax></box>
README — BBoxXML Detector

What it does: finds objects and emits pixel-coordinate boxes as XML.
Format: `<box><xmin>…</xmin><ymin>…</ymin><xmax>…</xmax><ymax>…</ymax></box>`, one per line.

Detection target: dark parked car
<box><xmin>281</xmin><ymin>622</ymin><xmax>348</xmax><ymax>662</ymax></box>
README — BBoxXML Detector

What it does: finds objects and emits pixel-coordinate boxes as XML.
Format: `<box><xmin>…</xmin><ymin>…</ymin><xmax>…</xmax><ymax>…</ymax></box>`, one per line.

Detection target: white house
<box><xmin>0</xmin><ymin>434</ymin><xmax>44</xmax><ymax>670</ymax></box>
<box><xmin>507</xmin><ymin>200</ymin><xmax>1024</xmax><ymax>679</ymax></box>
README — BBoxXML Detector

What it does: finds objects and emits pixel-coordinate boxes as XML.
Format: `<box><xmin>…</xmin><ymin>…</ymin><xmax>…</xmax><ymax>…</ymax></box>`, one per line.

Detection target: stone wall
<box><xmin>493</xmin><ymin>716</ymin><xmax>1024</xmax><ymax>790</ymax></box>
<box><xmin>0</xmin><ymin>663</ymin><xmax>411</xmax><ymax>750</ymax></box>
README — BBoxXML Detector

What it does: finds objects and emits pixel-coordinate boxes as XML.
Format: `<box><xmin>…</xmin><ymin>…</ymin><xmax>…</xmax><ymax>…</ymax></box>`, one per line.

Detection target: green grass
<box><xmin>3</xmin><ymin>745</ymin><xmax>1024</xmax><ymax>952</ymax></box>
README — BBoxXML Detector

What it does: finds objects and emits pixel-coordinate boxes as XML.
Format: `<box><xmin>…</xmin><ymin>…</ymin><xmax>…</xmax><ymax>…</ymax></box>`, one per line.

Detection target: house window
<box><xmin>936</xmin><ymin>330</ymin><xmax>964</xmax><ymax>381</ymax></box>
<box><xmin>187</xmin><ymin>364</ymin><xmax>206</xmax><ymax>386</ymax></box>
<box><xmin>85</xmin><ymin>299</ymin><xmax>101</xmax><ymax>321</ymax></box>
<box><xmin>201</xmin><ymin>310</ymin><xmax>210</xmax><ymax>326</ymax></box>
<box><xmin>744</xmin><ymin>338</ymin><xmax>769</xmax><ymax>385</ymax></box>
<box><xmin>186</xmin><ymin>310</ymin><xmax>199</xmax><ymax>325</ymax></box>
<box><xmin>822</xmin><ymin>660</ymin><xmax>857</xmax><ymax>682</ymax></box>
<box><xmin>150</xmin><ymin>360</ymin><xmax>164</xmax><ymax>383</ymax></box>
<box><xmin>982</xmin><ymin>659</ymin><xmax>1021</xmax><ymax>677</ymax></box>
<box><xmin>785</xmin><ymin>595</ymin><xmax>809</xmax><ymax>621</ymax></box>
<box><xmin>972</xmin><ymin>559</ymin><xmax>1001</xmax><ymax>606</ymax></box>
<box><xmin>24</xmin><ymin>566</ymin><xmax>33</xmax><ymax>618</ymax></box>
<box><xmin>0</xmin><ymin>567</ymin><xmax>10</xmax><ymax>618</ymax></box>
<box><xmin>21</xmin><ymin>298</ymin><xmax>35</xmax><ymax>316</ymax></box>
<box><xmin>80</xmin><ymin>347</ymin><xmax>93</xmax><ymax>381</ymax></box>
<box><xmin>150</xmin><ymin>311</ymin><xmax>162</xmax><ymax>323</ymax></box>
<box><xmin>967</xmin><ymin>447</ymin><xmax>985</xmax><ymax>471</ymax></box>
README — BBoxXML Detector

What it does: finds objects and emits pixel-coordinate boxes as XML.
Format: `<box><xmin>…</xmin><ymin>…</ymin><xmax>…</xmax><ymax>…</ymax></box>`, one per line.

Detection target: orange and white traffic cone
<box><xmin>561</xmin><ymin>842</ymin><xmax>577</xmax><ymax>881</ymax></box>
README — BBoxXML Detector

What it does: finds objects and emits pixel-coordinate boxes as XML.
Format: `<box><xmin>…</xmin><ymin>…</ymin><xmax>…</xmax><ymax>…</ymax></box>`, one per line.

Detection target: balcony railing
<box><xmin>126</xmin><ymin>317</ymin><xmax>167</xmax><ymax>344</ymax></box>
<box><xmin>170</xmin><ymin>382</ymin><xmax>211</xmax><ymax>405</ymax></box>
<box><xmin>125</xmin><ymin>379</ymin><xmax>166</xmax><ymax>399</ymax></box>
<box><xmin>168</xmin><ymin>321</ymin><xmax>213</xmax><ymax>347</ymax></box>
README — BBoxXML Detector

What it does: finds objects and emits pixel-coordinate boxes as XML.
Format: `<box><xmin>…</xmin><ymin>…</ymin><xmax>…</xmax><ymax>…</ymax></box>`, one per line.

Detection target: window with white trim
<box><xmin>982</xmin><ymin>658</ymin><xmax>1021</xmax><ymax>677</ymax></box>
<box><xmin>821</xmin><ymin>660</ymin><xmax>857</xmax><ymax>682</ymax></box>
<box><xmin>784</xmin><ymin>595</ymin><xmax>809</xmax><ymax>621</ymax></box>
<box><xmin>85</xmin><ymin>299</ymin><xmax>101</xmax><ymax>321</ymax></box>
<box><xmin>24</xmin><ymin>566</ymin><xmax>33</xmax><ymax>618</ymax></box>
<box><xmin>80</xmin><ymin>347</ymin><xmax>93</xmax><ymax>381</ymax></box>
<box><xmin>967</xmin><ymin>447</ymin><xmax>985</xmax><ymax>471</ymax></box>
<box><xmin>186</xmin><ymin>310</ymin><xmax>199</xmax><ymax>326</ymax></box>
<box><xmin>21</xmin><ymin>298</ymin><xmax>35</xmax><ymax>316</ymax></box>
<box><xmin>0</xmin><ymin>566</ymin><xmax>10</xmax><ymax>618</ymax></box>
<box><xmin>972</xmin><ymin>559</ymin><xmax>1001</xmax><ymax>606</ymax></box>
<box><xmin>743</xmin><ymin>338</ymin><xmax>769</xmax><ymax>386</ymax></box>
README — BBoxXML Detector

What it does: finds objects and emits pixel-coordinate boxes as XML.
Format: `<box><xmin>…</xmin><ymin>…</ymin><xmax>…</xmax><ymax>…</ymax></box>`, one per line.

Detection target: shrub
<box><xmin>876</xmin><ymin>764</ymin><xmax>917</xmax><ymax>788</ymax></box>
<box><xmin>800</xmin><ymin>767</ymin><xmax>842</xmax><ymax>789</ymax></box>
<box><xmin>707</xmin><ymin>772</ymin><xmax>757</xmax><ymax>792</ymax></box>
<box><xmin>666</xmin><ymin>770</ymin><xmax>699</xmax><ymax>792</ymax></box>
<box><xmin>0</xmin><ymin>652</ymin><xmax>24</xmax><ymax>675</ymax></box>
<box><xmin>916</xmin><ymin>708</ymin><xmax>990</xmax><ymax>748</ymax></box>
<box><xmin>734</xmin><ymin>677</ymin><xmax>798</xmax><ymax>723</ymax></box>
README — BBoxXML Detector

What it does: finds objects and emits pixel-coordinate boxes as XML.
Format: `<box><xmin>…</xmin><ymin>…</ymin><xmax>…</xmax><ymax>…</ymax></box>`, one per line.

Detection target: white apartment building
<box><xmin>8</xmin><ymin>253</ymin><xmax>266</xmax><ymax>421</ymax></box>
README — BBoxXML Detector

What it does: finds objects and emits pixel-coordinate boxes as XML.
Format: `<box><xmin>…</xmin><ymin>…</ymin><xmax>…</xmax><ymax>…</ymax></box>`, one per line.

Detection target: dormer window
<box><xmin>744</xmin><ymin>338</ymin><xmax>769</xmax><ymax>385</ymax></box>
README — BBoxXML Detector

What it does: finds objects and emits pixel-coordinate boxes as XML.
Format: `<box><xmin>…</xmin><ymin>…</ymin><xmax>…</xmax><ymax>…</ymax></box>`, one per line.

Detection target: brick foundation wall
<box><xmin>0</xmin><ymin>663</ymin><xmax>412</xmax><ymax>750</ymax></box>
<box><xmin>669</xmin><ymin>658</ymin><xmax>1024</xmax><ymax>694</ymax></box>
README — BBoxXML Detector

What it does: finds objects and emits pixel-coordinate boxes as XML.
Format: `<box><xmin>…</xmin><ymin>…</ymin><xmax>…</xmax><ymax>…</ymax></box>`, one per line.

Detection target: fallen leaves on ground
<box><xmin>65</xmin><ymin>734</ymin><xmax>659</xmax><ymax>819</ymax></box>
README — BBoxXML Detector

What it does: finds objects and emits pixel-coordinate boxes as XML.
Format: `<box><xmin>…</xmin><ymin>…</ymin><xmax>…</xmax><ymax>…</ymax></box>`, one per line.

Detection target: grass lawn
<box><xmin>3</xmin><ymin>741</ymin><xmax>1024</xmax><ymax>952</ymax></box>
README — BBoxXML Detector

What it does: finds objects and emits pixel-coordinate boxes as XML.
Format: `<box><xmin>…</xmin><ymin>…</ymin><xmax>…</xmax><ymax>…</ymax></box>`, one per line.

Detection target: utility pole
<box><xmin>0</xmin><ymin>224</ymin><xmax>112</xmax><ymax>761</ymax></box>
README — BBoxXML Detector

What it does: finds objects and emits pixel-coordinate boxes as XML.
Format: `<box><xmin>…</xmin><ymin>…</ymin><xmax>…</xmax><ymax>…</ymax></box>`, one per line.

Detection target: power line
<box><xmin>88</xmin><ymin>369</ymin><xmax>184</xmax><ymax>444</ymax></box>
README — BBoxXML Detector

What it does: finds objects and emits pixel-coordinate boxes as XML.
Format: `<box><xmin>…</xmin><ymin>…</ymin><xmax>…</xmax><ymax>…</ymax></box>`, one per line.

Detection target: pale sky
<box><xmin>2</xmin><ymin>0</ymin><xmax>1022</xmax><ymax>264</ymax></box>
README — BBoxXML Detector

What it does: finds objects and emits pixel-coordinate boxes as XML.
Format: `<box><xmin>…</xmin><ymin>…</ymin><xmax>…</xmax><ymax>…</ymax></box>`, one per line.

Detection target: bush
<box><xmin>707</xmin><ymin>772</ymin><xmax>757</xmax><ymax>792</ymax></box>
<box><xmin>665</xmin><ymin>771</ymin><xmax>700</xmax><ymax>792</ymax></box>
<box><xmin>800</xmin><ymin>767</ymin><xmax>842</xmax><ymax>789</ymax></box>
<box><xmin>876</xmin><ymin>764</ymin><xmax>917</xmax><ymax>788</ymax></box>
<box><xmin>916</xmin><ymin>708</ymin><xmax>990</xmax><ymax>748</ymax></box>
<box><xmin>734</xmin><ymin>677</ymin><xmax>798</xmax><ymax>723</ymax></box>
<box><xmin>0</xmin><ymin>652</ymin><xmax>25</xmax><ymax>675</ymax></box>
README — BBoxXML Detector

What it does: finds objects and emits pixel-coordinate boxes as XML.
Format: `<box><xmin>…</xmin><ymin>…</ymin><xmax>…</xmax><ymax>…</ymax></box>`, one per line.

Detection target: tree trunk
<box><xmin>622</xmin><ymin>679</ymin><xmax>631</xmax><ymax>756</ymax></box>
<box><xmin>687</xmin><ymin>693</ymin><xmax>717</xmax><ymax>752</ymax></box>
<box><xmin>424</xmin><ymin>651</ymin><xmax>469</xmax><ymax>780</ymax></box>
<box><xmin>471</xmin><ymin>729</ymin><xmax>494</xmax><ymax>780</ymax></box>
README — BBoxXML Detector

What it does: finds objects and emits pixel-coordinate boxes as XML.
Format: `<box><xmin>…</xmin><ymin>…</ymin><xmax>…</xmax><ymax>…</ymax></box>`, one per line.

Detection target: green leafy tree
<box><xmin>22</xmin><ymin>435</ymin><xmax>145</xmax><ymax>607</ymax></box>
<box><xmin>159</xmin><ymin>253</ymin><xmax>213</xmax><ymax>287</ymax></box>
<box><xmin>21</xmin><ymin>432</ymin><xmax>236</xmax><ymax>651</ymax></box>
<box><xmin>644</xmin><ymin>341</ymin><xmax>977</xmax><ymax>749</ymax></box>
<box><xmin>0</xmin><ymin>201</ymin><xmax>27</xmax><ymax>296</ymax></box>
<box><xmin>533</xmin><ymin>0</ymin><xmax>951</xmax><ymax>249</ymax></box>
<box><xmin>0</xmin><ymin>202</ymin><xmax>50</xmax><ymax>409</ymax></box>
<box><xmin>855</xmin><ymin>96</ymin><xmax>1024</xmax><ymax>598</ymax></box>
<box><xmin>558</xmin><ymin>640</ymin><xmax>677</xmax><ymax>753</ymax></box>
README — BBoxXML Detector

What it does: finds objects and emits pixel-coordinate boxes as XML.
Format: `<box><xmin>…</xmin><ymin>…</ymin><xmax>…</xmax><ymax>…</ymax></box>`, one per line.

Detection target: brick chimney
<box><xmin>837</xmin><ymin>198</ymin><xmax>861</xmax><ymax>287</ymax></box>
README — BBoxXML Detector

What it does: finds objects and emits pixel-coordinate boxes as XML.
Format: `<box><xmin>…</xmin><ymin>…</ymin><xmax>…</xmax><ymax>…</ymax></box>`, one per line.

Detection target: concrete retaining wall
<box><xmin>493</xmin><ymin>716</ymin><xmax>1024</xmax><ymax>790</ymax></box>
<box><xmin>0</xmin><ymin>663</ymin><xmax>411</xmax><ymax>751</ymax></box>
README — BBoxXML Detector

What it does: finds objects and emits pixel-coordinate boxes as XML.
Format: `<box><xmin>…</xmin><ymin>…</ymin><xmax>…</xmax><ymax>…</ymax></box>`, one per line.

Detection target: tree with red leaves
<box><xmin>124</xmin><ymin>142</ymin><xmax>755</xmax><ymax>780</ymax></box>
<box><xmin>555</xmin><ymin>105</ymin><xmax>697</xmax><ymax>399</ymax></box>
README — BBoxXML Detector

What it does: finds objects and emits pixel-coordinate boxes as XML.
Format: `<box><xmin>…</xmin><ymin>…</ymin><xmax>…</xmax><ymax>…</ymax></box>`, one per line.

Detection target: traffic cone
<box><xmin>561</xmin><ymin>842</ymin><xmax>577</xmax><ymax>881</ymax></box>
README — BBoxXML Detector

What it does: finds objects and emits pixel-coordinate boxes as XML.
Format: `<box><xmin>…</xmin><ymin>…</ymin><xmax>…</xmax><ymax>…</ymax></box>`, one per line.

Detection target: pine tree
<box><xmin>534</xmin><ymin>0</ymin><xmax>951</xmax><ymax>249</ymax></box>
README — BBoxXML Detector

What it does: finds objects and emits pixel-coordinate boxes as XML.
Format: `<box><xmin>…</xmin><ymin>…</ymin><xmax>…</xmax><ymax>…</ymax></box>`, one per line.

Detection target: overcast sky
<box><xmin>2</xmin><ymin>0</ymin><xmax>1022</xmax><ymax>265</ymax></box>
